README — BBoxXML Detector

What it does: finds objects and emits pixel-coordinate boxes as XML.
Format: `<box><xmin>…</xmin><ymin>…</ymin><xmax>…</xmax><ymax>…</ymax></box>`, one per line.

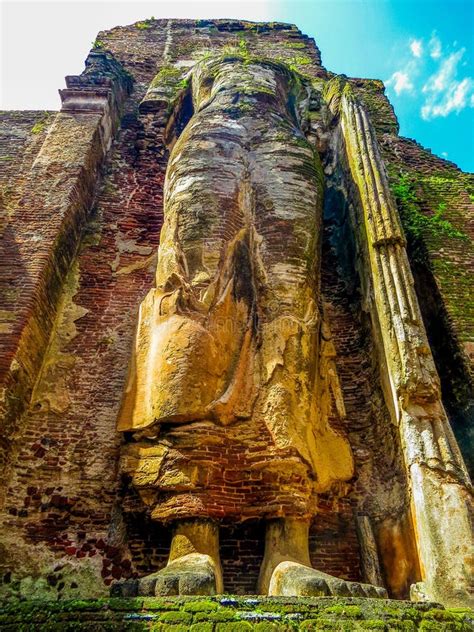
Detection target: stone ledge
<box><xmin>0</xmin><ymin>596</ymin><xmax>472</xmax><ymax>631</ymax></box>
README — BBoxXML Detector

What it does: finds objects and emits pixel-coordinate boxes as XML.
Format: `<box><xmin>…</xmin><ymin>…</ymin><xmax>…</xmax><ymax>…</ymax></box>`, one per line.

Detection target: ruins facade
<box><xmin>0</xmin><ymin>19</ymin><xmax>472</xmax><ymax>608</ymax></box>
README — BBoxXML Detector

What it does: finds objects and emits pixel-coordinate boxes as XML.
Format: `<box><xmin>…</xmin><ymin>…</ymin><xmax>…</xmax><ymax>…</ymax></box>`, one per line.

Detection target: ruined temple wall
<box><xmin>0</xmin><ymin>90</ymin><xmax>166</xmax><ymax>598</ymax></box>
<box><xmin>381</xmin><ymin>136</ymin><xmax>473</xmax><ymax>374</ymax></box>
<box><xmin>0</xmin><ymin>111</ymin><xmax>57</xmax><ymax>448</ymax></box>
<box><xmin>0</xmin><ymin>19</ymin><xmax>334</xmax><ymax>600</ymax></box>
<box><xmin>347</xmin><ymin>75</ymin><xmax>473</xmax><ymax>386</ymax></box>
<box><xmin>381</xmin><ymin>124</ymin><xmax>473</xmax><ymax>474</ymax></box>
<box><xmin>0</xmin><ymin>111</ymin><xmax>55</xmax><ymax>197</ymax></box>
<box><xmin>0</xmin><ymin>18</ymin><xmax>471</xmax><ymax>601</ymax></box>
<box><xmin>0</xmin><ymin>57</ymin><xmax>131</xmax><ymax>495</ymax></box>
<box><xmin>345</xmin><ymin>77</ymin><xmax>473</xmax><ymax>474</ymax></box>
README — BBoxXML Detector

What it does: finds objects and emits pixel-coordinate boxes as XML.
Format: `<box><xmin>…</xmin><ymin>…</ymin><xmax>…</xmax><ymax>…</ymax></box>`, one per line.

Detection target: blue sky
<box><xmin>1</xmin><ymin>0</ymin><xmax>473</xmax><ymax>170</ymax></box>
<box><xmin>275</xmin><ymin>0</ymin><xmax>474</xmax><ymax>171</ymax></box>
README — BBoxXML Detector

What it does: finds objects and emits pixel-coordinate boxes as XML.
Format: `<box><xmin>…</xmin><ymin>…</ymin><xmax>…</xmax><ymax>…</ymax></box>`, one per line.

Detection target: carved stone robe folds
<box><xmin>118</xmin><ymin>56</ymin><xmax>354</xmax><ymax>522</ymax></box>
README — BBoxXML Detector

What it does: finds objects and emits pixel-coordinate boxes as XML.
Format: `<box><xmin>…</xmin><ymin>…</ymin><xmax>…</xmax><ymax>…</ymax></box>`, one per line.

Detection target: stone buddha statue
<box><xmin>116</xmin><ymin>53</ymin><xmax>384</xmax><ymax>598</ymax></box>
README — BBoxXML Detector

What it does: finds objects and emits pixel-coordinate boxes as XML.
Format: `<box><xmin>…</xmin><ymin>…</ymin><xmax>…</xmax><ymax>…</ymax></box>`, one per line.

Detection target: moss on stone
<box><xmin>150</xmin><ymin>624</ymin><xmax>189</xmax><ymax>632</ymax></box>
<box><xmin>323</xmin><ymin>604</ymin><xmax>363</xmax><ymax>618</ymax></box>
<box><xmin>253</xmin><ymin>622</ymin><xmax>288</xmax><ymax>631</ymax></box>
<box><xmin>391</xmin><ymin>607</ymin><xmax>422</xmax><ymax>622</ymax></box>
<box><xmin>422</xmin><ymin>608</ymin><xmax>459</xmax><ymax>622</ymax></box>
<box><xmin>182</xmin><ymin>600</ymin><xmax>220</xmax><ymax>613</ymax></box>
<box><xmin>31</xmin><ymin>118</ymin><xmax>48</xmax><ymax>135</ymax></box>
<box><xmin>390</xmin><ymin>172</ymin><xmax>469</xmax><ymax>265</ymax></box>
<box><xmin>283</xmin><ymin>41</ymin><xmax>307</xmax><ymax>49</ymax></box>
<box><xmin>108</xmin><ymin>598</ymin><xmax>144</xmax><ymax>611</ymax></box>
<box><xmin>215</xmin><ymin>623</ymin><xmax>253</xmax><ymax>631</ymax></box>
<box><xmin>419</xmin><ymin>622</ymin><xmax>459</xmax><ymax>632</ymax></box>
<box><xmin>142</xmin><ymin>598</ymin><xmax>179</xmax><ymax>611</ymax></box>
<box><xmin>194</xmin><ymin>608</ymin><xmax>237</xmax><ymax>623</ymax></box>
<box><xmin>2</xmin><ymin>597</ymin><xmax>472</xmax><ymax>631</ymax></box>
<box><xmin>397</xmin><ymin>623</ymin><xmax>417</xmax><ymax>632</ymax></box>
<box><xmin>136</xmin><ymin>18</ymin><xmax>154</xmax><ymax>30</ymax></box>
<box><xmin>158</xmin><ymin>610</ymin><xmax>193</xmax><ymax>624</ymax></box>
<box><xmin>189</xmin><ymin>624</ymin><xmax>215</xmax><ymax>632</ymax></box>
<box><xmin>149</xmin><ymin>66</ymin><xmax>187</xmax><ymax>90</ymax></box>
<box><xmin>289</xmin><ymin>54</ymin><xmax>312</xmax><ymax>66</ymax></box>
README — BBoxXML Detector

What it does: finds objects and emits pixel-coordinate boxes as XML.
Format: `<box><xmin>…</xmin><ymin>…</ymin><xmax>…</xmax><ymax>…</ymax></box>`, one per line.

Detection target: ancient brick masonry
<box><xmin>0</xmin><ymin>19</ymin><xmax>472</xmax><ymax>607</ymax></box>
<box><xmin>0</xmin><ymin>51</ymin><xmax>131</xmax><ymax>477</ymax></box>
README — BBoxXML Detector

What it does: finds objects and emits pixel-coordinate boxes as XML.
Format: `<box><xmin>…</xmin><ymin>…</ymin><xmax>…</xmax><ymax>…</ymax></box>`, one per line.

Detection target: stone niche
<box><xmin>0</xmin><ymin>18</ymin><xmax>472</xmax><ymax>613</ymax></box>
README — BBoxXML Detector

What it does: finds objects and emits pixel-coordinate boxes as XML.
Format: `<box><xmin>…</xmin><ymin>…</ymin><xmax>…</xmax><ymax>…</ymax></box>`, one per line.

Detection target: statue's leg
<box><xmin>257</xmin><ymin>518</ymin><xmax>311</xmax><ymax>594</ymax></box>
<box><xmin>250</xmin><ymin>135</ymin><xmax>354</xmax><ymax>488</ymax></box>
<box><xmin>119</xmin><ymin>125</ymin><xmax>252</xmax><ymax>432</ymax></box>
<box><xmin>161</xmin><ymin>119</ymin><xmax>247</xmax><ymax>291</ymax></box>
<box><xmin>138</xmin><ymin>520</ymin><xmax>223</xmax><ymax>596</ymax></box>
<box><xmin>259</xmin><ymin>518</ymin><xmax>387</xmax><ymax>598</ymax></box>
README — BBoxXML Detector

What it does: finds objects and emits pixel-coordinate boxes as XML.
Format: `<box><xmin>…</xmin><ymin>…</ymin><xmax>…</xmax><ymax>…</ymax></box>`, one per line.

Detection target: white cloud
<box><xmin>385</xmin><ymin>37</ymin><xmax>423</xmax><ymax>98</ymax></box>
<box><xmin>410</xmin><ymin>39</ymin><xmax>423</xmax><ymax>58</ymax></box>
<box><xmin>386</xmin><ymin>70</ymin><xmax>414</xmax><ymax>95</ymax></box>
<box><xmin>423</xmin><ymin>78</ymin><xmax>473</xmax><ymax>118</ymax></box>
<box><xmin>425</xmin><ymin>49</ymin><xmax>465</xmax><ymax>92</ymax></box>
<box><xmin>429</xmin><ymin>34</ymin><xmax>442</xmax><ymax>59</ymax></box>
<box><xmin>421</xmin><ymin>48</ymin><xmax>474</xmax><ymax>119</ymax></box>
<box><xmin>386</xmin><ymin>33</ymin><xmax>473</xmax><ymax>122</ymax></box>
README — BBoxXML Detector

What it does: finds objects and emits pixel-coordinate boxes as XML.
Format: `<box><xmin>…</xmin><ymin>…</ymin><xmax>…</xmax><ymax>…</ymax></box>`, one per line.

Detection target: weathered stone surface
<box><xmin>356</xmin><ymin>515</ymin><xmax>385</xmax><ymax>588</ymax></box>
<box><xmin>153</xmin><ymin>553</ymin><xmax>218</xmax><ymax>596</ymax></box>
<box><xmin>323</xmin><ymin>76</ymin><xmax>473</xmax><ymax>607</ymax></box>
<box><xmin>2</xmin><ymin>595</ymin><xmax>472</xmax><ymax>631</ymax></box>
<box><xmin>270</xmin><ymin>561</ymin><xmax>331</xmax><ymax>597</ymax></box>
<box><xmin>118</xmin><ymin>55</ymin><xmax>354</xmax><ymax>524</ymax></box>
<box><xmin>268</xmin><ymin>561</ymin><xmax>388</xmax><ymax>598</ymax></box>
<box><xmin>0</xmin><ymin>17</ymin><xmax>472</xmax><ymax>609</ymax></box>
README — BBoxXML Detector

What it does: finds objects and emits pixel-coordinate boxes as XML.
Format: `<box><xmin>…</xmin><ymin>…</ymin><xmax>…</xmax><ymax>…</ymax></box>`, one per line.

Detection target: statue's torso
<box><xmin>118</xmin><ymin>55</ymin><xmax>355</xmax><ymax>522</ymax></box>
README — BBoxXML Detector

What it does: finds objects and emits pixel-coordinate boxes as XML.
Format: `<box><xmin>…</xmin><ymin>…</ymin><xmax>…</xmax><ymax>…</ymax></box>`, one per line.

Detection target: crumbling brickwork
<box><xmin>0</xmin><ymin>19</ymin><xmax>471</xmax><ymax>605</ymax></box>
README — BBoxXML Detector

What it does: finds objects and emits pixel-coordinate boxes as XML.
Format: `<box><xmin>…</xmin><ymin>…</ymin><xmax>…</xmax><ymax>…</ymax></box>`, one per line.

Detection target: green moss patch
<box><xmin>0</xmin><ymin>596</ymin><xmax>472</xmax><ymax>630</ymax></box>
<box><xmin>136</xmin><ymin>18</ymin><xmax>154</xmax><ymax>30</ymax></box>
<box><xmin>323</xmin><ymin>604</ymin><xmax>363</xmax><ymax>618</ymax></box>
<box><xmin>391</xmin><ymin>173</ymin><xmax>468</xmax><ymax>258</ymax></box>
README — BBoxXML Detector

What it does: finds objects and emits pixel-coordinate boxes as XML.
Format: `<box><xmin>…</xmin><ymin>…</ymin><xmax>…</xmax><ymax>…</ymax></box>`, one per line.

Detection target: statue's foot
<box><xmin>138</xmin><ymin>552</ymin><xmax>218</xmax><ymax>596</ymax></box>
<box><xmin>110</xmin><ymin>578</ymin><xmax>139</xmax><ymax>598</ymax></box>
<box><xmin>268</xmin><ymin>561</ymin><xmax>387</xmax><ymax>598</ymax></box>
<box><xmin>410</xmin><ymin>581</ymin><xmax>429</xmax><ymax>602</ymax></box>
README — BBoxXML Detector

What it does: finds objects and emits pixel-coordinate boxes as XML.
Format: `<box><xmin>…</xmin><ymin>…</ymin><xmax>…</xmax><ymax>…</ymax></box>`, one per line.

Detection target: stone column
<box><xmin>333</xmin><ymin>80</ymin><xmax>473</xmax><ymax>607</ymax></box>
<box><xmin>356</xmin><ymin>515</ymin><xmax>384</xmax><ymax>588</ymax></box>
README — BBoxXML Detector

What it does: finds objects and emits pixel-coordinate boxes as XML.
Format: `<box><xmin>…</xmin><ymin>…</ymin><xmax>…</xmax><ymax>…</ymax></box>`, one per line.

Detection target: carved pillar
<box><xmin>356</xmin><ymin>515</ymin><xmax>384</xmax><ymax>588</ymax></box>
<box><xmin>331</xmin><ymin>80</ymin><xmax>473</xmax><ymax>606</ymax></box>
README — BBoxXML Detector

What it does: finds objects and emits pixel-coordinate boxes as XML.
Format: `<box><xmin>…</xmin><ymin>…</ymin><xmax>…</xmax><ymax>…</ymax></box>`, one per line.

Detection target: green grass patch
<box><xmin>136</xmin><ymin>18</ymin><xmax>154</xmax><ymax>30</ymax></box>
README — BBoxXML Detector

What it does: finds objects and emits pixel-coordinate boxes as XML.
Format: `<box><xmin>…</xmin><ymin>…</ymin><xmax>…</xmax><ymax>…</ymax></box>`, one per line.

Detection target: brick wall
<box><xmin>0</xmin><ymin>18</ymin><xmax>470</xmax><ymax>601</ymax></box>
